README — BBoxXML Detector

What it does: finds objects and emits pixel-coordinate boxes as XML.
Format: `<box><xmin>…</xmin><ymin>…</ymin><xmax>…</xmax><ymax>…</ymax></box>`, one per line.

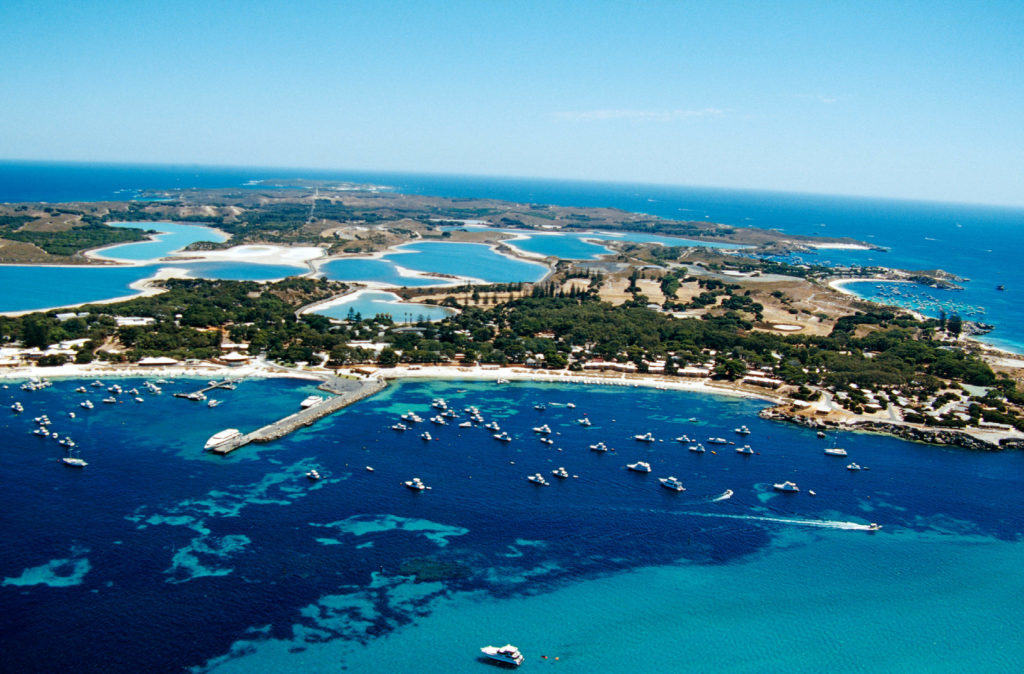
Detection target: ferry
<box><xmin>527</xmin><ymin>473</ymin><xmax>550</xmax><ymax>486</ymax></box>
<box><xmin>627</xmin><ymin>461</ymin><xmax>652</xmax><ymax>473</ymax></box>
<box><xmin>634</xmin><ymin>432</ymin><xmax>655</xmax><ymax>443</ymax></box>
<box><xmin>204</xmin><ymin>428</ymin><xmax>242</xmax><ymax>451</ymax></box>
<box><xmin>689</xmin><ymin>444</ymin><xmax>706</xmax><ymax>453</ymax></box>
<box><xmin>61</xmin><ymin>457</ymin><xmax>88</xmax><ymax>468</ymax></box>
<box><xmin>480</xmin><ymin>644</ymin><xmax>524</xmax><ymax>667</ymax></box>
<box><xmin>773</xmin><ymin>481</ymin><xmax>799</xmax><ymax>493</ymax></box>
<box><xmin>735</xmin><ymin>445</ymin><xmax>754</xmax><ymax>455</ymax></box>
<box><xmin>824</xmin><ymin>447</ymin><xmax>847</xmax><ymax>456</ymax></box>
<box><xmin>300</xmin><ymin>395</ymin><xmax>324</xmax><ymax>409</ymax></box>
<box><xmin>404</xmin><ymin>477</ymin><xmax>430</xmax><ymax>491</ymax></box>
<box><xmin>551</xmin><ymin>466</ymin><xmax>570</xmax><ymax>479</ymax></box>
<box><xmin>659</xmin><ymin>476</ymin><xmax>686</xmax><ymax>492</ymax></box>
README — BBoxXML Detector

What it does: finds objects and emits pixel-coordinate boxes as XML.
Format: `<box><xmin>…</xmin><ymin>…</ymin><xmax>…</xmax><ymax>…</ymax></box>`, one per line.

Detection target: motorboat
<box><xmin>306</xmin><ymin>469</ymin><xmax>321</xmax><ymax>481</ymax></box>
<box><xmin>735</xmin><ymin>445</ymin><xmax>754</xmax><ymax>455</ymax></box>
<box><xmin>627</xmin><ymin>461</ymin><xmax>652</xmax><ymax>473</ymax></box>
<box><xmin>102</xmin><ymin>397</ymin><xmax>117</xmax><ymax>404</ymax></box>
<box><xmin>10</xmin><ymin>402</ymin><xmax>23</xmax><ymax>413</ymax></box>
<box><xmin>846</xmin><ymin>462</ymin><xmax>862</xmax><ymax>471</ymax></box>
<box><xmin>493</xmin><ymin>432</ymin><xmax>512</xmax><ymax>442</ymax></box>
<box><xmin>90</xmin><ymin>380</ymin><xmax>104</xmax><ymax>388</ymax></box>
<box><xmin>551</xmin><ymin>466</ymin><xmax>570</xmax><ymax>479</ymax></box>
<box><xmin>566</xmin><ymin>402</ymin><xmax>576</xmax><ymax>409</ymax></box>
<box><xmin>824</xmin><ymin>447</ymin><xmax>848</xmax><ymax>456</ymax></box>
<box><xmin>688</xmin><ymin>444</ymin><xmax>706</xmax><ymax>453</ymax></box>
<box><xmin>400</xmin><ymin>412</ymin><xmax>422</xmax><ymax>423</ymax></box>
<box><xmin>867</xmin><ymin>523</ymin><xmax>882</xmax><ymax>531</ymax></box>
<box><xmin>496</xmin><ymin>378</ymin><xmax>510</xmax><ymax>384</ymax></box>
<box><xmin>480</xmin><ymin>645</ymin><xmax>524</xmax><ymax>666</ymax></box>
<box><xmin>391</xmin><ymin>422</ymin><xmax>408</xmax><ymax>431</ymax></box>
<box><xmin>734</xmin><ymin>425</ymin><xmax>751</xmax><ymax>435</ymax></box>
<box><xmin>134</xmin><ymin>397</ymin><xmax>145</xmax><ymax>403</ymax></box>
<box><xmin>204</xmin><ymin>428</ymin><xmax>242</xmax><ymax>451</ymax></box>
<box><xmin>75</xmin><ymin>386</ymin><xmax>87</xmax><ymax>394</ymax></box>
<box><xmin>707</xmin><ymin>437</ymin><xmax>729</xmax><ymax>445</ymax></box>
<box><xmin>634</xmin><ymin>432</ymin><xmax>655</xmax><ymax>443</ymax></box>
<box><xmin>33</xmin><ymin>427</ymin><xmax>48</xmax><ymax>437</ymax></box>
<box><xmin>577</xmin><ymin>417</ymin><xmax>592</xmax><ymax>427</ymax></box>
<box><xmin>773</xmin><ymin>481</ymin><xmax>799</xmax><ymax>493</ymax></box>
<box><xmin>61</xmin><ymin>457</ymin><xmax>88</xmax><ymax>468</ymax></box>
<box><xmin>430</xmin><ymin>415</ymin><xmax>447</xmax><ymax>425</ymax></box>
<box><xmin>300</xmin><ymin>395</ymin><xmax>324</xmax><ymax>409</ymax></box>
<box><xmin>674</xmin><ymin>435</ymin><xmax>691</xmax><ymax>443</ymax></box>
<box><xmin>659</xmin><ymin>476</ymin><xmax>685</xmax><ymax>492</ymax></box>
<box><xmin>589</xmin><ymin>442</ymin><xmax>610</xmax><ymax>452</ymax></box>
<box><xmin>540</xmin><ymin>437</ymin><xmax>554</xmax><ymax>445</ymax></box>
<box><xmin>404</xmin><ymin>477</ymin><xmax>431</xmax><ymax>491</ymax></box>
<box><xmin>441</xmin><ymin>409</ymin><xmax>457</xmax><ymax>419</ymax></box>
<box><xmin>420</xmin><ymin>432</ymin><xmax>433</xmax><ymax>441</ymax></box>
<box><xmin>458</xmin><ymin>421</ymin><xmax>473</xmax><ymax>428</ymax></box>
<box><xmin>527</xmin><ymin>473</ymin><xmax>550</xmax><ymax>486</ymax></box>
<box><xmin>532</xmin><ymin>424</ymin><xmax>551</xmax><ymax>434</ymax></box>
<box><xmin>430</xmin><ymin>398</ymin><xmax>448</xmax><ymax>410</ymax></box>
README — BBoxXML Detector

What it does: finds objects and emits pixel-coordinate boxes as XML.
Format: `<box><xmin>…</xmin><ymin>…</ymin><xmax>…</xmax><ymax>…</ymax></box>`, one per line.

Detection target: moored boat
<box><xmin>627</xmin><ymin>461</ymin><xmax>651</xmax><ymax>473</ymax></box>
<box><xmin>204</xmin><ymin>428</ymin><xmax>242</xmax><ymax>451</ymax></box>
<box><xmin>659</xmin><ymin>476</ymin><xmax>685</xmax><ymax>492</ymax></box>
<box><xmin>773</xmin><ymin>481</ymin><xmax>799</xmax><ymax>493</ymax></box>
<box><xmin>480</xmin><ymin>644</ymin><xmax>524</xmax><ymax>666</ymax></box>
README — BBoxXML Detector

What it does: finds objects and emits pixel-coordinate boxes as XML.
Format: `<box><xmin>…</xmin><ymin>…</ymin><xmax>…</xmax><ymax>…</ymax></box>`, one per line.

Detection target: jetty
<box><xmin>209</xmin><ymin>377</ymin><xmax>386</xmax><ymax>454</ymax></box>
<box><xmin>174</xmin><ymin>378</ymin><xmax>242</xmax><ymax>400</ymax></box>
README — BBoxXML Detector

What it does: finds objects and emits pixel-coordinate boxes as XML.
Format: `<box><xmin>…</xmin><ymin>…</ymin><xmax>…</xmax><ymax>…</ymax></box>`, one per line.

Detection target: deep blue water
<box><xmin>2</xmin><ymin>161</ymin><xmax>1019</xmax><ymax>348</ymax></box>
<box><xmin>1</xmin><ymin>378</ymin><xmax>1022</xmax><ymax>672</ymax></box>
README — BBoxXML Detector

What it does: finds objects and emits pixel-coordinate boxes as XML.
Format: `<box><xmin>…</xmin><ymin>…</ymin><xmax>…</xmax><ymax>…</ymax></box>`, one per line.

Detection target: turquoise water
<box><xmin>313</xmin><ymin>291</ymin><xmax>454</xmax><ymax>322</ymax></box>
<box><xmin>98</xmin><ymin>221</ymin><xmax>227</xmax><ymax>261</ymax></box>
<box><xmin>318</xmin><ymin>257</ymin><xmax>445</xmax><ymax>287</ymax></box>
<box><xmin>175</xmin><ymin>261</ymin><xmax>308</xmax><ymax>282</ymax></box>
<box><xmin>0</xmin><ymin>263</ymin><xmax>160</xmax><ymax>311</ymax></box>
<box><xmin>384</xmin><ymin>242</ymin><xmax>548</xmax><ymax>282</ymax></box>
<box><xmin>3</xmin><ymin>377</ymin><xmax>1021</xmax><ymax>671</ymax></box>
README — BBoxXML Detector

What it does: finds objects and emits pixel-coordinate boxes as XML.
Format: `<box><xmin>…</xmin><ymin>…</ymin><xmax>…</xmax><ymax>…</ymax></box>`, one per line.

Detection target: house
<box><xmin>217</xmin><ymin>352</ymin><xmax>250</xmax><ymax>366</ymax></box>
<box><xmin>116</xmin><ymin>316</ymin><xmax>156</xmax><ymax>327</ymax></box>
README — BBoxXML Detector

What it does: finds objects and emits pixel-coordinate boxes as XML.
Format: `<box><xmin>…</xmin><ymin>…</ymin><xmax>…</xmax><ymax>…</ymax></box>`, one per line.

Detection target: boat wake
<box><xmin>682</xmin><ymin>511</ymin><xmax>875</xmax><ymax>531</ymax></box>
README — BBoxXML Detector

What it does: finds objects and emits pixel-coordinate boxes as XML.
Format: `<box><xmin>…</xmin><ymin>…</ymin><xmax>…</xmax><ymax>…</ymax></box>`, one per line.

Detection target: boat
<box><xmin>816</xmin><ymin>431</ymin><xmax>826</xmax><ymax>438</ymax></box>
<box><xmin>735</xmin><ymin>445</ymin><xmax>754</xmax><ymax>455</ymax></box>
<box><xmin>846</xmin><ymin>462</ymin><xmax>862</xmax><ymax>471</ymax></box>
<box><xmin>365</xmin><ymin>466</ymin><xmax>374</xmax><ymax>472</ymax></box>
<box><xmin>300</xmin><ymin>395</ymin><xmax>324</xmax><ymax>409</ymax></box>
<box><xmin>674</xmin><ymin>435</ymin><xmax>691</xmax><ymax>443</ymax></box>
<box><xmin>707</xmin><ymin>437</ymin><xmax>728</xmax><ymax>445</ymax></box>
<box><xmin>431</xmin><ymin>398</ymin><xmax>448</xmax><ymax>410</ymax></box>
<box><xmin>577</xmin><ymin>417</ymin><xmax>592</xmax><ymax>427</ymax></box>
<box><xmin>532</xmin><ymin>424</ymin><xmax>551</xmax><ymax>434</ymax></box>
<box><xmin>420</xmin><ymin>432</ymin><xmax>433</xmax><ymax>441</ymax></box>
<box><xmin>102</xmin><ymin>397</ymin><xmax>117</xmax><ymax>404</ymax></box>
<box><xmin>566</xmin><ymin>402</ymin><xmax>576</xmax><ymax>409</ymax></box>
<box><xmin>400</xmin><ymin>412</ymin><xmax>422</xmax><ymax>423</ymax></box>
<box><xmin>430</xmin><ymin>415</ymin><xmax>447</xmax><ymax>425</ymax></box>
<box><xmin>527</xmin><ymin>473</ymin><xmax>550</xmax><ymax>486</ymax></box>
<box><xmin>867</xmin><ymin>523</ymin><xmax>882</xmax><ymax>531</ymax></box>
<box><xmin>734</xmin><ymin>425</ymin><xmax>751</xmax><ymax>435</ymax></box>
<box><xmin>204</xmin><ymin>428</ymin><xmax>242</xmax><ymax>450</ymax></box>
<box><xmin>627</xmin><ymin>461</ymin><xmax>651</xmax><ymax>473</ymax></box>
<box><xmin>634</xmin><ymin>432</ymin><xmax>655</xmax><ymax>443</ymax></box>
<box><xmin>773</xmin><ymin>481</ymin><xmax>799</xmax><ymax>493</ymax></box>
<box><xmin>480</xmin><ymin>644</ymin><xmax>524</xmax><ymax>667</ymax></box>
<box><xmin>589</xmin><ymin>442</ymin><xmax>610</xmax><ymax>452</ymax></box>
<box><xmin>496</xmin><ymin>378</ymin><xmax>510</xmax><ymax>384</ymax></box>
<box><xmin>306</xmin><ymin>469</ymin><xmax>321</xmax><ymax>480</ymax></box>
<box><xmin>61</xmin><ymin>457</ymin><xmax>88</xmax><ymax>468</ymax></box>
<box><xmin>75</xmin><ymin>386</ymin><xmax>87</xmax><ymax>394</ymax></box>
<box><xmin>659</xmin><ymin>476</ymin><xmax>685</xmax><ymax>492</ymax></box>
<box><xmin>108</xmin><ymin>385</ymin><xmax>122</xmax><ymax>395</ymax></box>
<box><xmin>391</xmin><ymin>422</ymin><xmax>408</xmax><ymax>431</ymax></box>
<box><xmin>441</xmin><ymin>409</ymin><xmax>457</xmax><ymax>419</ymax></box>
<box><xmin>404</xmin><ymin>477</ymin><xmax>431</xmax><ymax>491</ymax></box>
<box><xmin>458</xmin><ymin>421</ymin><xmax>473</xmax><ymax>428</ymax></box>
<box><xmin>134</xmin><ymin>396</ymin><xmax>144</xmax><ymax>403</ymax></box>
<box><xmin>996</xmin><ymin>284</ymin><xmax>1005</xmax><ymax>291</ymax></box>
<box><xmin>824</xmin><ymin>447</ymin><xmax>848</xmax><ymax>456</ymax></box>
<box><xmin>90</xmin><ymin>380</ymin><xmax>104</xmax><ymax>388</ymax></box>
<box><xmin>688</xmin><ymin>444</ymin><xmax>706</xmax><ymax>453</ymax></box>
<box><xmin>10</xmin><ymin>402</ymin><xmax>23</xmax><ymax>413</ymax></box>
<box><xmin>534</xmin><ymin>404</ymin><xmax>546</xmax><ymax>411</ymax></box>
<box><xmin>33</xmin><ymin>427</ymin><xmax>48</xmax><ymax>437</ymax></box>
<box><xmin>493</xmin><ymin>432</ymin><xmax>512</xmax><ymax>442</ymax></box>
<box><xmin>551</xmin><ymin>466</ymin><xmax>570</xmax><ymax>479</ymax></box>
<box><xmin>484</xmin><ymin>421</ymin><xmax>501</xmax><ymax>432</ymax></box>
<box><xmin>206</xmin><ymin>399</ymin><xmax>221</xmax><ymax>408</ymax></box>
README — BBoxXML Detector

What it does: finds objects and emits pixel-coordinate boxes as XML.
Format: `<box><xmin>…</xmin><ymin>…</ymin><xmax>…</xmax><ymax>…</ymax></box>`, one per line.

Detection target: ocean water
<box><xmin>2</xmin><ymin>377</ymin><xmax>1022</xmax><ymax>672</ymax></box>
<box><xmin>312</xmin><ymin>291</ymin><xmax>454</xmax><ymax>323</ymax></box>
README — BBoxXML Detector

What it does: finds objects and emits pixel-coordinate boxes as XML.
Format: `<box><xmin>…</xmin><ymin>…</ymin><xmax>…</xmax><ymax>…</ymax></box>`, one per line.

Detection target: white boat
<box><xmin>540</xmin><ymin>437</ymin><xmax>554</xmax><ymax>445</ymax></box>
<box><xmin>441</xmin><ymin>409</ymin><xmax>457</xmax><ymax>419</ymax></box>
<box><xmin>674</xmin><ymin>435</ymin><xmax>691</xmax><ymax>443</ymax></box>
<box><xmin>735</xmin><ymin>445</ymin><xmax>754</xmax><ymax>455</ymax></box>
<box><xmin>493</xmin><ymin>432</ymin><xmax>512</xmax><ymax>442</ymax></box>
<box><xmin>391</xmin><ymin>422</ymin><xmax>408</xmax><ymax>431</ymax></box>
<box><xmin>102</xmin><ymin>397</ymin><xmax>117</xmax><ymax>404</ymax></box>
<box><xmin>458</xmin><ymin>421</ymin><xmax>473</xmax><ymax>428</ymax></box>
<box><xmin>566</xmin><ymin>402</ymin><xmax>576</xmax><ymax>409</ymax></box>
<box><xmin>634</xmin><ymin>432</ymin><xmax>655</xmax><ymax>443</ymax></box>
<box><xmin>306</xmin><ymin>469</ymin><xmax>321</xmax><ymax>480</ymax></box>
<box><xmin>496</xmin><ymin>378</ymin><xmax>511</xmax><ymax>384</ymax></box>
<box><xmin>207</xmin><ymin>399</ymin><xmax>221</xmax><ymax>408</ymax></box>
<box><xmin>484</xmin><ymin>421</ymin><xmax>501</xmax><ymax>431</ymax></box>
<box><xmin>400</xmin><ymin>412</ymin><xmax>422</xmax><ymax>423</ymax></box>
<box><xmin>846</xmin><ymin>462</ymin><xmax>862</xmax><ymax>471</ymax></box>
<box><xmin>300</xmin><ymin>395</ymin><xmax>324</xmax><ymax>409</ymax></box>
<box><xmin>430</xmin><ymin>415</ymin><xmax>447</xmax><ymax>425</ymax></box>
<box><xmin>431</xmin><ymin>398</ymin><xmax>448</xmax><ymax>410</ymax></box>
<box><xmin>551</xmin><ymin>466</ymin><xmax>570</xmax><ymax>479</ymax></box>
<box><xmin>75</xmin><ymin>386</ymin><xmax>87</xmax><ymax>394</ymax></box>
<box><xmin>33</xmin><ymin>427</ymin><xmax>48</xmax><ymax>437</ymax></box>
<box><xmin>527</xmin><ymin>473</ymin><xmax>549</xmax><ymax>486</ymax></box>
<box><xmin>90</xmin><ymin>380</ymin><xmax>104</xmax><ymax>388</ymax></box>
<box><xmin>689</xmin><ymin>444</ymin><xmax>706</xmax><ymax>453</ymax></box>
<box><xmin>61</xmin><ymin>457</ymin><xmax>88</xmax><ymax>468</ymax></box>
<box><xmin>867</xmin><ymin>523</ymin><xmax>882</xmax><ymax>531</ymax></box>
<box><xmin>627</xmin><ymin>461</ymin><xmax>652</xmax><ymax>473</ymax></box>
<box><xmin>707</xmin><ymin>437</ymin><xmax>729</xmax><ymax>445</ymax></box>
<box><xmin>134</xmin><ymin>397</ymin><xmax>145</xmax><ymax>403</ymax></box>
<box><xmin>80</xmin><ymin>400</ymin><xmax>94</xmax><ymax>410</ymax></box>
<box><xmin>589</xmin><ymin>442</ymin><xmax>610</xmax><ymax>453</ymax></box>
<box><xmin>532</xmin><ymin>424</ymin><xmax>551</xmax><ymax>434</ymax></box>
<box><xmin>824</xmin><ymin>447</ymin><xmax>848</xmax><ymax>456</ymax></box>
<box><xmin>10</xmin><ymin>402</ymin><xmax>23</xmax><ymax>413</ymax></box>
<box><xmin>404</xmin><ymin>477</ymin><xmax>431</xmax><ymax>491</ymax></box>
<box><xmin>421</xmin><ymin>432</ymin><xmax>433</xmax><ymax>441</ymax></box>
<box><xmin>735</xmin><ymin>425</ymin><xmax>751</xmax><ymax>435</ymax></box>
<box><xmin>204</xmin><ymin>428</ymin><xmax>242</xmax><ymax>450</ymax></box>
<box><xmin>480</xmin><ymin>644</ymin><xmax>524</xmax><ymax>666</ymax></box>
<box><xmin>577</xmin><ymin>417</ymin><xmax>592</xmax><ymax>426</ymax></box>
<box><xmin>659</xmin><ymin>476</ymin><xmax>686</xmax><ymax>492</ymax></box>
<box><xmin>773</xmin><ymin>481</ymin><xmax>799</xmax><ymax>493</ymax></box>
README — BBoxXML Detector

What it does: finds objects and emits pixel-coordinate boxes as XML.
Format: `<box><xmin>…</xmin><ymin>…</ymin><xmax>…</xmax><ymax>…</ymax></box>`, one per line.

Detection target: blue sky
<box><xmin>1</xmin><ymin>0</ymin><xmax>1022</xmax><ymax>206</ymax></box>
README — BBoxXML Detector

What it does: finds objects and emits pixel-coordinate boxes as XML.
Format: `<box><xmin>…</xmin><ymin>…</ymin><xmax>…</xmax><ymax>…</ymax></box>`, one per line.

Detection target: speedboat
<box><xmin>735</xmin><ymin>445</ymin><xmax>754</xmax><ymax>455</ymax></box>
<box><xmin>589</xmin><ymin>442</ymin><xmax>610</xmax><ymax>452</ymax></box>
<box><xmin>484</xmin><ymin>421</ymin><xmax>501</xmax><ymax>431</ymax></box>
<box><xmin>634</xmin><ymin>432</ymin><xmax>655</xmax><ymax>443</ymax></box>
<box><xmin>135</xmin><ymin>397</ymin><xmax>145</xmax><ymax>403</ymax></box>
<box><xmin>204</xmin><ymin>428</ymin><xmax>242</xmax><ymax>450</ymax></box>
<box><xmin>102</xmin><ymin>397</ymin><xmax>117</xmax><ymax>404</ymax></box>
<box><xmin>61</xmin><ymin>457</ymin><xmax>88</xmax><ymax>468</ymax></box>
<box><xmin>534</xmin><ymin>404</ymin><xmax>546</xmax><ymax>411</ymax></box>
<box><xmin>707</xmin><ymin>437</ymin><xmax>728</xmax><ymax>445</ymax></box>
<box><xmin>430</xmin><ymin>415</ymin><xmax>447</xmax><ymax>425</ymax></box>
<box><xmin>75</xmin><ymin>386</ymin><xmax>87</xmax><ymax>394</ymax></box>
<box><xmin>458</xmin><ymin>421</ymin><xmax>473</xmax><ymax>428</ymax></box>
<box><xmin>301</xmin><ymin>395</ymin><xmax>324</xmax><ymax>409</ymax></box>
<box><xmin>480</xmin><ymin>644</ymin><xmax>524</xmax><ymax>667</ymax></box>
<box><xmin>734</xmin><ymin>425</ymin><xmax>751</xmax><ymax>435</ymax></box>
<box><xmin>816</xmin><ymin>431</ymin><xmax>826</xmax><ymax>438</ymax></box>
<box><xmin>527</xmin><ymin>473</ymin><xmax>549</xmax><ymax>486</ymax></box>
<box><xmin>659</xmin><ymin>476</ymin><xmax>685</xmax><ymax>492</ymax></box>
<box><xmin>551</xmin><ymin>466</ymin><xmax>570</xmax><ymax>479</ymax></box>
<box><xmin>773</xmin><ymin>481</ymin><xmax>799</xmax><ymax>493</ymax></box>
<box><xmin>493</xmin><ymin>432</ymin><xmax>512</xmax><ymax>442</ymax></box>
<box><xmin>867</xmin><ymin>523</ymin><xmax>882</xmax><ymax>531</ymax></box>
<box><xmin>404</xmin><ymin>477</ymin><xmax>431</xmax><ymax>491</ymax></box>
<box><xmin>824</xmin><ymin>447</ymin><xmax>848</xmax><ymax>456</ymax></box>
<box><xmin>627</xmin><ymin>461</ymin><xmax>652</xmax><ymax>473</ymax></box>
<box><xmin>577</xmin><ymin>417</ymin><xmax>591</xmax><ymax>427</ymax></box>
<box><xmin>306</xmin><ymin>469</ymin><xmax>321</xmax><ymax>481</ymax></box>
<box><xmin>532</xmin><ymin>424</ymin><xmax>551</xmax><ymax>434</ymax></box>
<box><xmin>846</xmin><ymin>462</ymin><xmax>862</xmax><ymax>471</ymax></box>
<box><xmin>674</xmin><ymin>435</ymin><xmax>691</xmax><ymax>443</ymax></box>
<box><xmin>566</xmin><ymin>402</ymin><xmax>576</xmax><ymax>409</ymax></box>
<box><xmin>391</xmin><ymin>422</ymin><xmax>408</xmax><ymax>431</ymax></box>
<box><xmin>420</xmin><ymin>432</ymin><xmax>433</xmax><ymax>441</ymax></box>
<box><xmin>689</xmin><ymin>444</ymin><xmax>706</xmax><ymax>453</ymax></box>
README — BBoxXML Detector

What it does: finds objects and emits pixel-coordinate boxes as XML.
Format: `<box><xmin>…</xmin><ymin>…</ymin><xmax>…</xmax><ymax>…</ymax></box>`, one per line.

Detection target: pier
<box><xmin>174</xmin><ymin>378</ymin><xmax>242</xmax><ymax>400</ymax></box>
<box><xmin>209</xmin><ymin>377</ymin><xmax>386</xmax><ymax>454</ymax></box>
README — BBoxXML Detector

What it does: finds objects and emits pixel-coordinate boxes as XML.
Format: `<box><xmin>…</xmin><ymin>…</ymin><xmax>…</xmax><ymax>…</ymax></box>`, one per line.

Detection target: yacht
<box><xmin>430</xmin><ymin>415</ymin><xmax>447</xmax><ymax>425</ymax></box>
<box><xmin>102</xmin><ymin>397</ymin><xmax>117</xmax><ymax>404</ymax></box>
<box><xmin>391</xmin><ymin>422</ymin><xmax>408</xmax><ymax>431</ymax></box>
<box><xmin>108</xmin><ymin>384</ymin><xmax>122</xmax><ymax>395</ymax></box>
<box><xmin>33</xmin><ymin>427</ymin><xmax>49</xmax><ymax>437</ymax></box>
<box><xmin>75</xmin><ymin>386</ymin><xmax>87</xmax><ymax>394</ymax></box>
<box><xmin>532</xmin><ymin>424</ymin><xmax>552</xmax><ymax>434</ymax></box>
<box><xmin>659</xmin><ymin>476</ymin><xmax>686</xmax><ymax>492</ymax></box>
<box><xmin>634</xmin><ymin>432</ymin><xmax>655</xmax><ymax>443</ymax></box>
<box><xmin>534</xmin><ymin>404</ymin><xmax>546</xmax><ymax>411</ymax></box>
<box><xmin>589</xmin><ymin>442</ymin><xmax>610</xmax><ymax>452</ymax></box>
<box><xmin>773</xmin><ymin>481</ymin><xmax>799</xmax><ymax>493</ymax></box>
<box><xmin>431</xmin><ymin>398</ymin><xmax>448</xmax><ymax>410</ymax></box>
<box><xmin>734</xmin><ymin>425</ymin><xmax>751</xmax><ymax>435</ymax></box>
<box><xmin>420</xmin><ymin>432</ymin><xmax>433</xmax><ymax>441</ymax></box>
<box><xmin>824</xmin><ymin>447</ymin><xmax>848</xmax><ymax>456</ymax></box>
<box><xmin>204</xmin><ymin>428</ymin><xmax>242</xmax><ymax>451</ymax></box>
<box><xmin>689</xmin><ymin>444</ymin><xmax>706</xmax><ymax>453</ymax></box>
<box><xmin>484</xmin><ymin>421</ymin><xmax>501</xmax><ymax>432</ymax></box>
<box><xmin>441</xmin><ymin>409</ymin><xmax>457</xmax><ymax>419</ymax></box>
<box><xmin>551</xmin><ymin>466</ymin><xmax>570</xmax><ymax>479</ymax></box>
<box><xmin>527</xmin><ymin>473</ymin><xmax>550</xmax><ymax>486</ymax></box>
<box><xmin>577</xmin><ymin>417</ymin><xmax>592</xmax><ymax>427</ymax></box>
<box><xmin>627</xmin><ymin>461</ymin><xmax>652</xmax><ymax>473</ymax></box>
<box><xmin>675</xmin><ymin>435</ymin><xmax>691</xmax><ymax>444</ymax></box>
<box><xmin>816</xmin><ymin>431</ymin><xmax>827</xmax><ymax>438</ymax></box>
<box><xmin>10</xmin><ymin>402</ymin><xmax>23</xmax><ymax>413</ymax></box>
<box><xmin>480</xmin><ymin>645</ymin><xmax>524</xmax><ymax>667</ymax></box>
<box><xmin>707</xmin><ymin>437</ymin><xmax>729</xmax><ymax>445</ymax></box>
<box><xmin>404</xmin><ymin>477</ymin><xmax>431</xmax><ymax>491</ymax></box>
<box><xmin>90</xmin><ymin>380</ymin><xmax>104</xmax><ymax>388</ymax></box>
<box><xmin>306</xmin><ymin>469</ymin><xmax>321</xmax><ymax>481</ymax></box>
<box><xmin>540</xmin><ymin>437</ymin><xmax>555</xmax><ymax>445</ymax></box>
<box><xmin>400</xmin><ymin>412</ymin><xmax>422</xmax><ymax>423</ymax></box>
<box><xmin>300</xmin><ymin>395</ymin><xmax>324</xmax><ymax>409</ymax></box>
<box><xmin>61</xmin><ymin>457</ymin><xmax>88</xmax><ymax>468</ymax></box>
<box><xmin>458</xmin><ymin>420</ymin><xmax>473</xmax><ymax>428</ymax></box>
<box><xmin>846</xmin><ymin>462</ymin><xmax>862</xmax><ymax>471</ymax></box>
<box><xmin>134</xmin><ymin>396</ymin><xmax>145</xmax><ymax>403</ymax></box>
<box><xmin>735</xmin><ymin>445</ymin><xmax>754</xmax><ymax>455</ymax></box>
<box><xmin>493</xmin><ymin>432</ymin><xmax>512</xmax><ymax>442</ymax></box>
